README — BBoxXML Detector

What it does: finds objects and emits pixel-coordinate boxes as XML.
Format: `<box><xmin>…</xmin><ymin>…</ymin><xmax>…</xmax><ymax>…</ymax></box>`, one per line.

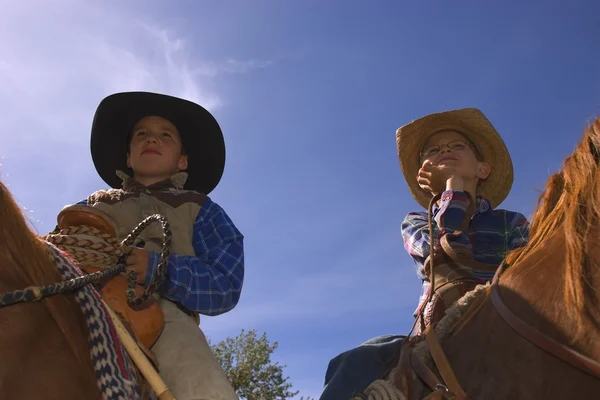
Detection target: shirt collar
<box><xmin>116</xmin><ymin>170</ymin><xmax>188</xmax><ymax>191</ymax></box>
<box><xmin>477</xmin><ymin>196</ymin><xmax>492</xmax><ymax>213</ymax></box>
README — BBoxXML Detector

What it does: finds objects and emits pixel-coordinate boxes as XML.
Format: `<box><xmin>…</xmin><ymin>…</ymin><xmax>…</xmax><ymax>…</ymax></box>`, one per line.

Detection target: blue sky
<box><xmin>1</xmin><ymin>0</ymin><xmax>600</xmax><ymax>398</ymax></box>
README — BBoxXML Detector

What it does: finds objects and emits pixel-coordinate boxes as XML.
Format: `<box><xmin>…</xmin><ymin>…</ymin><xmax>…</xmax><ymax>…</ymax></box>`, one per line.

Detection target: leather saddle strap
<box><xmin>409</xmin><ymin>351</ymin><xmax>459</xmax><ymax>400</ymax></box>
<box><xmin>425</xmin><ymin>326</ymin><xmax>468</xmax><ymax>399</ymax></box>
<box><xmin>393</xmin><ymin>340</ymin><xmax>415</xmax><ymax>397</ymax></box>
<box><xmin>409</xmin><ymin>349</ymin><xmax>444</xmax><ymax>392</ymax></box>
<box><xmin>409</xmin><ymin>191</ymin><xmax>476</xmax><ymax>338</ymax></box>
<box><xmin>390</xmin><ymin>337</ymin><xmax>439</xmax><ymax>394</ymax></box>
<box><xmin>491</xmin><ymin>264</ymin><xmax>600</xmax><ymax>379</ymax></box>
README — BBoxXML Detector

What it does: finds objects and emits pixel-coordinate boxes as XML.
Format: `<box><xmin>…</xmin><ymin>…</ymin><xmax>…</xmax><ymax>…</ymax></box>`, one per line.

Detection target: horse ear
<box><xmin>589</xmin><ymin>137</ymin><xmax>600</xmax><ymax>164</ymax></box>
<box><xmin>587</xmin><ymin>118</ymin><xmax>600</xmax><ymax>164</ymax></box>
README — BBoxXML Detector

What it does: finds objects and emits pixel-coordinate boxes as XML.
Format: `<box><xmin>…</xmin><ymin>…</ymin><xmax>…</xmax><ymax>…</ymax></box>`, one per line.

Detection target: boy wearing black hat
<box><xmin>70</xmin><ymin>92</ymin><xmax>243</xmax><ymax>400</ymax></box>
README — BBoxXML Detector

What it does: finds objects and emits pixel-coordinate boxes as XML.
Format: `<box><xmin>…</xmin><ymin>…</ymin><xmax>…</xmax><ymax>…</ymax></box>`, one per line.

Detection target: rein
<box><xmin>0</xmin><ymin>213</ymin><xmax>171</xmax><ymax>309</ymax></box>
<box><xmin>490</xmin><ymin>261</ymin><xmax>600</xmax><ymax>379</ymax></box>
<box><xmin>386</xmin><ymin>194</ymin><xmax>600</xmax><ymax>400</ymax></box>
<box><xmin>406</xmin><ymin>191</ymin><xmax>479</xmax><ymax>338</ymax></box>
<box><xmin>399</xmin><ymin>248</ymin><xmax>600</xmax><ymax>400</ymax></box>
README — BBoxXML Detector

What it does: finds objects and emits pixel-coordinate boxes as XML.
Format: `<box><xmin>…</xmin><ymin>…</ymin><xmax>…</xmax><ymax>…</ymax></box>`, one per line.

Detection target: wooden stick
<box><xmin>103</xmin><ymin>303</ymin><xmax>176</xmax><ymax>400</ymax></box>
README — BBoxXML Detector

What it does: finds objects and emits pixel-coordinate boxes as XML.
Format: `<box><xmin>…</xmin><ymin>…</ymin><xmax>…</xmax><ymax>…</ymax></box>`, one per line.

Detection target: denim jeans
<box><xmin>319</xmin><ymin>335</ymin><xmax>406</xmax><ymax>400</ymax></box>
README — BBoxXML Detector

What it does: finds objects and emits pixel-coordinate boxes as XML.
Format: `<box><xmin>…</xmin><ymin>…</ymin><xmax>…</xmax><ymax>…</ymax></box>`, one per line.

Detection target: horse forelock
<box><xmin>505</xmin><ymin>117</ymin><xmax>600</xmax><ymax>337</ymax></box>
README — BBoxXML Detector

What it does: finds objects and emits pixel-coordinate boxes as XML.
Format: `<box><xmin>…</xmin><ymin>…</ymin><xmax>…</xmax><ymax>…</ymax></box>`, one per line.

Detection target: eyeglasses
<box><xmin>420</xmin><ymin>140</ymin><xmax>470</xmax><ymax>158</ymax></box>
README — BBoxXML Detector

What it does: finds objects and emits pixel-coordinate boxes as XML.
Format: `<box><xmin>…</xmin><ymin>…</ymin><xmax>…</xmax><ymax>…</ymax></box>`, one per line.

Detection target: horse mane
<box><xmin>505</xmin><ymin>117</ymin><xmax>600</xmax><ymax>331</ymax></box>
<box><xmin>0</xmin><ymin>182</ymin><xmax>59</xmax><ymax>288</ymax></box>
<box><xmin>0</xmin><ymin>181</ymin><xmax>92</xmax><ymax>370</ymax></box>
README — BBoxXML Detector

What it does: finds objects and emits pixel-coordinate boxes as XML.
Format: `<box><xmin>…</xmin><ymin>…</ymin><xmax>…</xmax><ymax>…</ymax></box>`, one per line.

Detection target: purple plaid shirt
<box><xmin>401</xmin><ymin>190</ymin><xmax>529</xmax><ymax>315</ymax></box>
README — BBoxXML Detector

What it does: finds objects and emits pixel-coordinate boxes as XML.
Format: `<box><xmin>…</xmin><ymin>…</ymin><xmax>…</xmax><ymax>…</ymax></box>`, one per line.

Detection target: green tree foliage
<box><xmin>209</xmin><ymin>329</ymin><xmax>314</xmax><ymax>400</ymax></box>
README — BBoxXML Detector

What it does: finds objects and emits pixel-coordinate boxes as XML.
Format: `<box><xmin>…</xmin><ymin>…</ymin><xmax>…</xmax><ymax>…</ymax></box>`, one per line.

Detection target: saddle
<box><xmin>385</xmin><ymin>193</ymin><xmax>500</xmax><ymax>399</ymax></box>
<box><xmin>413</xmin><ymin>192</ymin><xmax>499</xmax><ymax>336</ymax></box>
<box><xmin>53</xmin><ymin>205</ymin><xmax>165</xmax><ymax>362</ymax></box>
<box><xmin>391</xmin><ymin>325</ymin><xmax>470</xmax><ymax>400</ymax></box>
<box><xmin>413</xmin><ymin>249</ymin><xmax>493</xmax><ymax>336</ymax></box>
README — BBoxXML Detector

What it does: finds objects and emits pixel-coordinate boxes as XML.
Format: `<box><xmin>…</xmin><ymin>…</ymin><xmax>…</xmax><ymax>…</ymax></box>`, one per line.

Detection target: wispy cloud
<box><xmin>0</xmin><ymin>0</ymin><xmax>278</xmax><ymax>220</ymax></box>
<box><xmin>193</xmin><ymin>58</ymin><xmax>278</xmax><ymax>77</ymax></box>
<box><xmin>0</xmin><ymin>2</ymin><xmax>220</xmax><ymax>137</ymax></box>
<box><xmin>0</xmin><ymin>1</ymin><xmax>280</xmax><ymax>147</ymax></box>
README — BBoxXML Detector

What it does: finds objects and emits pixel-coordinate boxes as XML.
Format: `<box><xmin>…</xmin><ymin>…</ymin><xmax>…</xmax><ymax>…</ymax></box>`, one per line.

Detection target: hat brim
<box><xmin>396</xmin><ymin>108</ymin><xmax>513</xmax><ymax>209</ymax></box>
<box><xmin>91</xmin><ymin>91</ymin><xmax>225</xmax><ymax>194</ymax></box>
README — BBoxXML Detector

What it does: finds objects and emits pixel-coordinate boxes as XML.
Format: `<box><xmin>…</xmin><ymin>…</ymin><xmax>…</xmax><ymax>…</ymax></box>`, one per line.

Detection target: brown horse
<box><xmin>0</xmin><ymin>181</ymin><xmax>145</xmax><ymax>399</ymax></box>
<box><xmin>364</xmin><ymin>118</ymin><xmax>600</xmax><ymax>399</ymax></box>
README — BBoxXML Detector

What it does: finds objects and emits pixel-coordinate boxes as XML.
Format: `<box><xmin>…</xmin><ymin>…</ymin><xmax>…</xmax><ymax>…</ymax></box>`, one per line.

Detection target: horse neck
<box><xmin>0</xmin><ymin>240</ymin><xmax>98</xmax><ymax>375</ymax></box>
<box><xmin>500</xmin><ymin>226</ymin><xmax>600</xmax><ymax>359</ymax></box>
<box><xmin>0</xmin><ymin>247</ymin><xmax>102</xmax><ymax>399</ymax></box>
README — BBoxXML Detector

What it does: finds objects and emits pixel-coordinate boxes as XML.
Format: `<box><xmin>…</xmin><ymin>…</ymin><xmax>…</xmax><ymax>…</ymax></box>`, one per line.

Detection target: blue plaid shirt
<box><xmin>401</xmin><ymin>190</ymin><xmax>529</xmax><ymax>315</ymax></box>
<box><xmin>75</xmin><ymin>196</ymin><xmax>244</xmax><ymax>316</ymax></box>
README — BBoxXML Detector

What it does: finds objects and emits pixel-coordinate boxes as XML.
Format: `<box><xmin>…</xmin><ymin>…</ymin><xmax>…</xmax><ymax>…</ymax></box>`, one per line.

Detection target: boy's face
<box><xmin>126</xmin><ymin>116</ymin><xmax>188</xmax><ymax>183</ymax></box>
<box><xmin>420</xmin><ymin>130</ymin><xmax>490</xmax><ymax>181</ymax></box>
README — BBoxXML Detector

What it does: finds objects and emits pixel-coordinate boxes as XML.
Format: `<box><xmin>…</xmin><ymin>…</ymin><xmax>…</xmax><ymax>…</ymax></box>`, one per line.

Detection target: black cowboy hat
<box><xmin>90</xmin><ymin>91</ymin><xmax>225</xmax><ymax>194</ymax></box>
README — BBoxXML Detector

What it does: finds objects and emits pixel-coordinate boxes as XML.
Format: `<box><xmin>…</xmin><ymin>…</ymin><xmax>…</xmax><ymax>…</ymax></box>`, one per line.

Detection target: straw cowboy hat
<box><xmin>90</xmin><ymin>91</ymin><xmax>225</xmax><ymax>194</ymax></box>
<box><xmin>396</xmin><ymin>108</ymin><xmax>513</xmax><ymax>209</ymax></box>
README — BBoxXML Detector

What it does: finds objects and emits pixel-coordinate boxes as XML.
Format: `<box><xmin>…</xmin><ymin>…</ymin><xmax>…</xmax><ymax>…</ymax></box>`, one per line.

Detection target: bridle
<box><xmin>490</xmin><ymin>261</ymin><xmax>600</xmax><ymax>379</ymax></box>
<box><xmin>392</xmin><ymin>194</ymin><xmax>600</xmax><ymax>400</ymax></box>
<box><xmin>391</xmin><ymin>259</ymin><xmax>600</xmax><ymax>400</ymax></box>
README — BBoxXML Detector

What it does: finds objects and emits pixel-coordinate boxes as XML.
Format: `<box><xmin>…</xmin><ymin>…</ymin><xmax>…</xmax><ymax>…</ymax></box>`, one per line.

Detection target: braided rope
<box><xmin>47</xmin><ymin>225</ymin><xmax>123</xmax><ymax>267</ymax></box>
<box><xmin>0</xmin><ymin>214</ymin><xmax>171</xmax><ymax>309</ymax></box>
<box><xmin>0</xmin><ymin>260</ymin><xmax>127</xmax><ymax>306</ymax></box>
<box><xmin>121</xmin><ymin>214</ymin><xmax>172</xmax><ymax>307</ymax></box>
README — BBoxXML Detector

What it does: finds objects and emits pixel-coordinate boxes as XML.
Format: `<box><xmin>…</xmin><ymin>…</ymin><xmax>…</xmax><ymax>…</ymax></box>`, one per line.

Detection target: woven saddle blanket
<box><xmin>47</xmin><ymin>242</ymin><xmax>149</xmax><ymax>400</ymax></box>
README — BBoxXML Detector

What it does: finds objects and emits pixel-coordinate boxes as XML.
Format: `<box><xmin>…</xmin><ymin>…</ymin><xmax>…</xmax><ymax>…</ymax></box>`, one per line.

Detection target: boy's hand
<box><xmin>417</xmin><ymin>160</ymin><xmax>460</xmax><ymax>194</ymax></box>
<box><xmin>126</xmin><ymin>247</ymin><xmax>150</xmax><ymax>285</ymax></box>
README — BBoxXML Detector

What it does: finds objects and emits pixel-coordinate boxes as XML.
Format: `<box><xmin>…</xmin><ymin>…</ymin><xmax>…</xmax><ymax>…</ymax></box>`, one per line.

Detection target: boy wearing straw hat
<box><xmin>61</xmin><ymin>91</ymin><xmax>243</xmax><ymax>400</ymax></box>
<box><xmin>319</xmin><ymin>108</ymin><xmax>529</xmax><ymax>400</ymax></box>
<box><xmin>398</xmin><ymin>108</ymin><xmax>529</xmax><ymax>332</ymax></box>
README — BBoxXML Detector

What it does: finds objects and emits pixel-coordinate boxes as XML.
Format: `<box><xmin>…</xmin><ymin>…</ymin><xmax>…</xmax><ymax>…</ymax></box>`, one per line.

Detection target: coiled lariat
<box><xmin>0</xmin><ymin>214</ymin><xmax>172</xmax><ymax>308</ymax></box>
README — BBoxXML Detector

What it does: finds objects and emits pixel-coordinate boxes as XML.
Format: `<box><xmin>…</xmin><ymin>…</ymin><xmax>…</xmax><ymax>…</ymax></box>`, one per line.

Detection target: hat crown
<box><xmin>396</xmin><ymin>108</ymin><xmax>513</xmax><ymax>209</ymax></box>
<box><xmin>91</xmin><ymin>91</ymin><xmax>225</xmax><ymax>194</ymax></box>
